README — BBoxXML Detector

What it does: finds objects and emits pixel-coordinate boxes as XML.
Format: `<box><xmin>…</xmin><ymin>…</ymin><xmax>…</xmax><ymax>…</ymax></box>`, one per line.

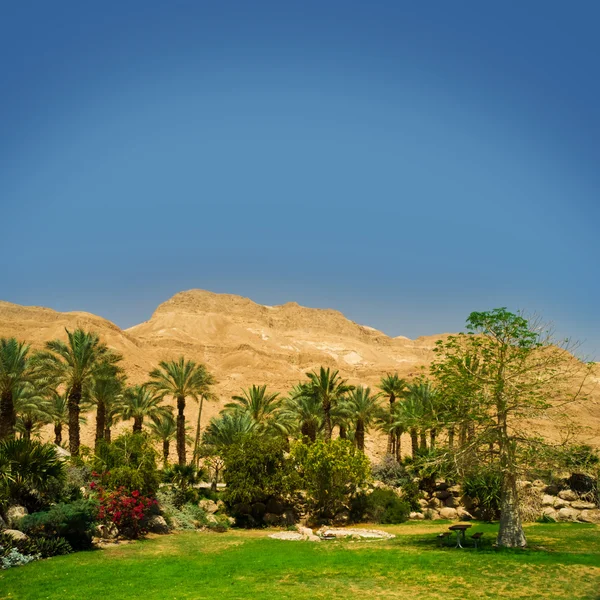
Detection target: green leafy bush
<box><xmin>462</xmin><ymin>468</ymin><xmax>502</xmax><ymax>521</ymax></box>
<box><xmin>19</xmin><ymin>499</ymin><xmax>98</xmax><ymax>550</ymax></box>
<box><xmin>350</xmin><ymin>488</ymin><xmax>410</xmax><ymax>524</ymax></box>
<box><xmin>372</xmin><ymin>455</ymin><xmax>406</xmax><ymax>487</ymax></box>
<box><xmin>290</xmin><ymin>439</ymin><xmax>370</xmax><ymax>519</ymax></box>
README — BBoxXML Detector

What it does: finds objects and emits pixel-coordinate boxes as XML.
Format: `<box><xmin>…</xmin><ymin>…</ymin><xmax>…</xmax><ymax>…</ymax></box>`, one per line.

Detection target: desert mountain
<box><xmin>1</xmin><ymin>290</ymin><xmax>598</xmax><ymax>455</ymax></box>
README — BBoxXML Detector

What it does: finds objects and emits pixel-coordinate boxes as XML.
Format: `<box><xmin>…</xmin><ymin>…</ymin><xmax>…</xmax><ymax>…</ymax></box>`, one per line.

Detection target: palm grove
<box><xmin>0</xmin><ymin>308</ymin><xmax>593</xmax><ymax>548</ymax></box>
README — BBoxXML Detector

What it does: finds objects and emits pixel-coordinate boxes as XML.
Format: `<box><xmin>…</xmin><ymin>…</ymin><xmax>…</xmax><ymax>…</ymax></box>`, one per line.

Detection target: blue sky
<box><xmin>1</xmin><ymin>2</ymin><xmax>598</xmax><ymax>358</ymax></box>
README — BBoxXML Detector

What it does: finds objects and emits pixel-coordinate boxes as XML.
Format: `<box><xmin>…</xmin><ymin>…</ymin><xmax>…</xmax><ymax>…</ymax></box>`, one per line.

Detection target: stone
<box><xmin>558</xmin><ymin>490</ymin><xmax>578</xmax><ymax>502</ymax></box>
<box><xmin>447</xmin><ymin>485</ymin><xmax>462</xmax><ymax>496</ymax></box>
<box><xmin>544</xmin><ymin>484</ymin><xmax>560</xmax><ymax>496</ymax></box>
<box><xmin>456</xmin><ymin>508</ymin><xmax>473</xmax><ymax>521</ymax></box>
<box><xmin>409</xmin><ymin>512</ymin><xmax>425</xmax><ymax>520</ymax></box>
<box><xmin>541</xmin><ymin>495</ymin><xmax>556</xmax><ymax>506</ymax></box>
<box><xmin>517</xmin><ymin>480</ymin><xmax>532</xmax><ymax>490</ymax></box>
<box><xmin>434</xmin><ymin>490</ymin><xmax>451</xmax><ymax>500</ymax></box>
<box><xmin>428</xmin><ymin>510</ymin><xmax>441</xmax><ymax>521</ymax></box>
<box><xmin>460</xmin><ymin>495</ymin><xmax>475</xmax><ymax>510</ymax></box>
<box><xmin>438</xmin><ymin>507</ymin><xmax>458</xmax><ymax>520</ymax></box>
<box><xmin>199</xmin><ymin>500</ymin><xmax>219</xmax><ymax>514</ymax></box>
<box><xmin>434</xmin><ymin>482</ymin><xmax>449</xmax><ymax>491</ymax></box>
<box><xmin>542</xmin><ymin>507</ymin><xmax>558</xmax><ymax>520</ymax></box>
<box><xmin>578</xmin><ymin>509</ymin><xmax>600</xmax><ymax>524</ymax></box>
<box><xmin>6</xmin><ymin>506</ymin><xmax>27</xmax><ymax>528</ymax></box>
<box><xmin>95</xmin><ymin>523</ymin><xmax>118</xmax><ymax>539</ymax></box>
<box><xmin>531</xmin><ymin>480</ymin><xmax>546</xmax><ymax>489</ymax></box>
<box><xmin>570</xmin><ymin>500</ymin><xmax>597</xmax><ymax>510</ymax></box>
<box><xmin>557</xmin><ymin>507</ymin><xmax>580</xmax><ymax>522</ymax></box>
<box><xmin>427</xmin><ymin>498</ymin><xmax>442</xmax><ymax>509</ymax></box>
<box><xmin>3</xmin><ymin>529</ymin><xmax>27</xmax><ymax>541</ymax></box>
<box><xmin>553</xmin><ymin>498</ymin><xmax>570</xmax><ymax>509</ymax></box>
<box><xmin>147</xmin><ymin>515</ymin><xmax>169</xmax><ymax>534</ymax></box>
<box><xmin>444</xmin><ymin>496</ymin><xmax>458</xmax><ymax>508</ymax></box>
<box><xmin>418</xmin><ymin>499</ymin><xmax>429</xmax><ymax>509</ymax></box>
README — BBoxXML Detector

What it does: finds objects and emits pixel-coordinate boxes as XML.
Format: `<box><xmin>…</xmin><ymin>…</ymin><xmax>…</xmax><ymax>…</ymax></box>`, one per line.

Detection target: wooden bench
<box><xmin>471</xmin><ymin>532</ymin><xmax>484</xmax><ymax>549</ymax></box>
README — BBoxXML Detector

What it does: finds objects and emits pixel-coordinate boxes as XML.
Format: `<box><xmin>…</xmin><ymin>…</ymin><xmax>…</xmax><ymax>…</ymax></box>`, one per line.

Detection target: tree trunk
<box><xmin>323</xmin><ymin>398</ymin><xmax>332</xmax><ymax>441</ymax></box>
<box><xmin>448</xmin><ymin>426</ymin><xmax>455</xmax><ymax>449</ymax></box>
<box><xmin>387</xmin><ymin>393</ymin><xmax>395</xmax><ymax>454</ymax></box>
<box><xmin>95</xmin><ymin>399</ymin><xmax>106</xmax><ymax>450</ymax></box>
<box><xmin>338</xmin><ymin>424</ymin><xmax>347</xmax><ymax>439</ymax></box>
<box><xmin>0</xmin><ymin>390</ymin><xmax>16</xmax><ymax>440</ymax></box>
<box><xmin>430</xmin><ymin>428</ymin><xmax>437</xmax><ymax>449</ymax></box>
<box><xmin>193</xmin><ymin>395</ymin><xmax>204</xmax><ymax>468</ymax></box>
<box><xmin>54</xmin><ymin>423</ymin><xmax>62</xmax><ymax>445</ymax></box>
<box><xmin>163</xmin><ymin>440</ymin><xmax>169</xmax><ymax>466</ymax></box>
<box><xmin>211</xmin><ymin>465</ymin><xmax>220</xmax><ymax>492</ymax></box>
<box><xmin>419</xmin><ymin>430</ymin><xmax>427</xmax><ymax>451</ymax></box>
<box><xmin>23</xmin><ymin>420</ymin><xmax>33</xmax><ymax>440</ymax></box>
<box><xmin>410</xmin><ymin>428</ymin><xmax>419</xmax><ymax>457</ymax></box>
<box><xmin>177</xmin><ymin>395</ymin><xmax>186</xmax><ymax>465</ymax></box>
<box><xmin>104</xmin><ymin>426</ymin><xmax>111</xmax><ymax>443</ymax></box>
<box><xmin>68</xmin><ymin>384</ymin><xmax>82</xmax><ymax>456</ymax></box>
<box><xmin>395</xmin><ymin>430</ymin><xmax>402</xmax><ymax>462</ymax></box>
<box><xmin>133</xmin><ymin>416</ymin><xmax>143</xmax><ymax>433</ymax></box>
<box><xmin>355</xmin><ymin>420</ymin><xmax>365</xmax><ymax>452</ymax></box>
<box><xmin>497</xmin><ymin>470</ymin><xmax>527</xmax><ymax>547</ymax></box>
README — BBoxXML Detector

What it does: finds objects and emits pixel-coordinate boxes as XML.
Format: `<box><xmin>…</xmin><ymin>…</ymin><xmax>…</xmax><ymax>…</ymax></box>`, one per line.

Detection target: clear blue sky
<box><xmin>1</xmin><ymin>2</ymin><xmax>598</xmax><ymax>359</ymax></box>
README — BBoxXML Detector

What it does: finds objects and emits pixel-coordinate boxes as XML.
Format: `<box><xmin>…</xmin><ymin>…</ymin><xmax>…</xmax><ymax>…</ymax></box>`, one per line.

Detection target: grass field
<box><xmin>1</xmin><ymin>522</ymin><xmax>599</xmax><ymax>599</ymax></box>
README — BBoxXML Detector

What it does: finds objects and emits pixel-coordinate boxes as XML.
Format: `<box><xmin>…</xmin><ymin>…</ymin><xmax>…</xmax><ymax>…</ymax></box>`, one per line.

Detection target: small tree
<box><xmin>431</xmin><ymin>308</ymin><xmax>591</xmax><ymax>548</ymax></box>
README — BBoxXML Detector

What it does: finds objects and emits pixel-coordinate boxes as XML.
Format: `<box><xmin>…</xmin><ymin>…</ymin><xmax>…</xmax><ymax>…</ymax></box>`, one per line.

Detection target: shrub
<box><xmin>290</xmin><ymin>439</ymin><xmax>370</xmax><ymax>519</ymax></box>
<box><xmin>350</xmin><ymin>488</ymin><xmax>410</xmax><ymax>524</ymax></box>
<box><xmin>462</xmin><ymin>468</ymin><xmax>502</xmax><ymax>522</ymax></box>
<box><xmin>372</xmin><ymin>455</ymin><xmax>407</xmax><ymax>487</ymax></box>
<box><xmin>1</xmin><ymin>549</ymin><xmax>39</xmax><ymax>569</ymax></box>
<box><xmin>0</xmin><ymin>531</ymin><xmax>72</xmax><ymax>559</ymax></box>
<box><xmin>162</xmin><ymin>464</ymin><xmax>206</xmax><ymax>507</ymax></box>
<box><xmin>19</xmin><ymin>500</ymin><xmax>98</xmax><ymax>551</ymax></box>
<box><xmin>97</xmin><ymin>487</ymin><xmax>156</xmax><ymax>539</ymax></box>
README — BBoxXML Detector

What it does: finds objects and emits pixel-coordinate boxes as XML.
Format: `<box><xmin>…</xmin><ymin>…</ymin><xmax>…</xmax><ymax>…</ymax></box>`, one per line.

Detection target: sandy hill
<box><xmin>1</xmin><ymin>290</ymin><xmax>598</xmax><ymax>456</ymax></box>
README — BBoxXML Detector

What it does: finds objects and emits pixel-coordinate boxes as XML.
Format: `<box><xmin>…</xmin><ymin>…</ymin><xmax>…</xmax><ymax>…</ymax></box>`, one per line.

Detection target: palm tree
<box><xmin>305</xmin><ymin>367</ymin><xmax>353</xmax><ymax>441</ymax></box>
<box><xmin>122</xmin><ymin>385</ymin><xmax>171</xmax><ymax>433</ymax></box>
<box><xmin>103</xmin><ymin>393</ymin><xmax>125</xmax><ymax>443</ymax></box>
<box><xmin>148</xmin><ymin>412</ymin><xmax>177</xmax><ymax>466</ymax></box>
<box><xmin>225</xmin><ymin>384</ymin><xmax>283</xmax><ymax>433</ymax></box>
<box><xmin>44</xmin><ymin>390</ymin><xmax>70</xmax><ymax>445</ymax></box>
<box><xmin>379</xmin><ymin>373</ymin><xmax>409</xmax><ymax>458</ymax></box>
<box><xmin>0</xmin><ymin>338</ymin><xmax>35</xmax><ymax>440</ymax></box>
<box><xmin>148</xmin><ymin>357</ymin><xmax>213</xmax><ymax>465</ymax></box>
<box><xmin>397</xmin><ymin>381</ymin><xmax>438</xmax><ymax>457</ymax></box>
<box><xmin>203</xmin><ymin>411</ymin><xmax>256</xmax><ymax>447</ymax></box>
<box><xmin>14</xmin><ymin>383</ymin><xmax>50</xmax><ymax>440</ymax></box>
<box><xmin>192</xmin><ymin>384</ymin><xmax>217</xmax><ymax>468</ymax></box>
<box><xmin>32</xmin><ymin>329</ymin><xmax>121</xmax><ymax>456</ymax></box>
<box><xmin>87</xmin><ymin>362</ymin><xmax>126</xmax><ymax>450</ymax></box>
<box><xmin>340</xmin><ymin>386</ymin><xmax>382</xmax><ymax>452</ymax></box>
<box><xmin>281</xmin><ymin>384</ymin><xmax>323</xmax><ymax>442</ymax></box>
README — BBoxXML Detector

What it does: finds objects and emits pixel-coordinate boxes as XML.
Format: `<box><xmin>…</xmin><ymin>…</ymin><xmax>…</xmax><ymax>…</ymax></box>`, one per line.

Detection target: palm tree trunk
<box><xmin>430</xmin><ymin>428</ymin><xmax>437</xmax><ymax>449</ymax></box>
<box><xmin>177</xmin><ymin>395</ymin><xmax>186</xmax><ymax>465</ymax></box>
<box><xmin>0</xmin><ymin>390</ymin><xmax>16</xmax><ymax>440</ymax></box>
<box><xmin>163</xmin><ymin>440</ymin><xmax>169</xmax><ymax>466</ymax></box>
<box><xmin>95</xmin><ymin>400</ymin><xmax>106</xmax><ymax>450</ymax></box>
<box><xmin>54</xmin><ymin>423</ymin><xmax>62</xmax><ymax>445</ymax></box>
<box><xmin>68</xmin><ymin>384</ymin><xmax>82</xmax><ymax>456</ymax></box>
<box><xmin>193</xmin><ymin>395</ymin><xmax>204</xmax><ymax>468</ymax></box>
<box><xmin>104</xmin><ymin>426</ymin><xmax>111</xmax><ymax>443</ymax></box>
<box><xmin>448</xmin><ymin>426</ymin><xmax>455</xmax><ymax>449</ymax></box>
<box><xmin>419</xmin><ymin>430</ymin><xmax>427</xmax><ymax>451</ymax></box>
<box><xmin>133</xmin><ymin>416</ymin><xmax>143</xmax><ymax>433</ymax></box>
<box><xmin>23</xmin><ymin>420</ymin><xmax>33</xmax><ymax>440</ymax></box>
<box><xmin>387</xmin><ymin>393</ymin><xmax>395</xmax><ymax>454</ymax></box>
<box><xmin>410</xmin><ymin>428</ymin><xmax>419</xmax><ymax>457</ymax></box>
<box><xmin>323</xmin><ymin>399</ymin><xmax>332</xmax><ymax>441</ymax></box>
<box><xmin>395</xmin><ymin>430</ymin><xmax>402</xmax><ymax>462</ymax></box>
<box><xmin>355</xmin><ymin>420</ymin><xmax>365</xmax><ymax>452</ymax></box>
<box><xmin>338</xmin><ymin>424</ymin><xmax>347</xmax><ymax>439</ymax></box>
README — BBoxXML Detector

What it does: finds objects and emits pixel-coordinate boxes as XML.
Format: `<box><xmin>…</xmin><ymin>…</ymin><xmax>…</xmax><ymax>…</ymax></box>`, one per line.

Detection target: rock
<box><xmin>578</xmin><ymin>509</ymin><xmax>600</xmax><ymax>524</ymax></box>
<box><xmin>456</xmin><ymin>508</ymin><xmax>473</xmax><ymax>521</ymax></box>
<box><xmin>418</xmin><ymin>499</ymin><xmax>429</xmax><ymax>509</ymax></box>
<box><xmin>147</xmin><ymin>515</ymin><xmax>169</xmax><ymax>534</ymax></box>
<box><xmin>199</xmin><ymin>500</ymin><xmax>219</xmax><ymax>514</ymax></box>
<box><xmin>439</xmin><ymin>507</ymin><xmax>458</xmax><ymax>520</ymax></box>
<box><xmin>531</xmin><ymin>480</ymin><xmax>546</xmax><ymax>489</ymax></box>
<box><xmin>553</xmin><ymin>498</ymin><xmax>570</xmax><ymax>509</ymax></box>
<box><xmin>558</xmin><ymin>490</ymin><xmax>578</xmax><ymax>502</ymax></box>
<box><xmin>409</xmin><ymin>511</ymin><xmax>425</xmax><ymax>520</ymax></box>
<box><xmin>95</xmin><ymin>523</ymin><xmax>118</xmax><ymax>539</ymax></box>
<box><xmin>541</xmin><ymin>495</ymin><xmax>556</xmax><ymax>506</ymax></box>
<box><xmin>296</xmin><ymin>525</ymin><xmax>320</xmax><ymax>541</ymax></box>
<box><xmin>570</xmin><ymin>500</ymin><xmax>597</xmax><ymax>510</ymax></box>
<box><xmin>557</xmin><ymin>507</ymin><xmax>580</xmax><ymax>522</ymax></box>
<box><xmin>544</xmin><ymin>484</ymin><xmax>560</xmax><ymax>496</ymax></box>
<box><xmin>460</xmin><ymin>495</ymin><xmax>475</xmax><ymax>510</ymax></box>
<box><xmin>427</xmin><ymin>498</ymin><xmax>442</xmax><ymax>509</ymax></box>
<box><xmin>517</xmin><ymin>480</ymin><xmax>532</xmax><ymax>490</ymax></box>
<box><xmin>434</xmin><ymin>490</ymin><xmax>451</xmax><ymax>500</ymax></box>
<box><xmin>434</xmin><ymin>482</ymin><xmax>449</xmax><ymax>491</ymax></box>
<box><xmin>542</xmin><ymin>507</ymin><xmax>558</xmax><ymax>520</ymax></box>
<box><xmin>428</xmin><ymin>510</ymin><xmax>441</xmax><ymax>520</ymax></box>
<box><xmin>447</xmin><ymin>485</ymin><xmax>462</xmax><ymax>496</ymax></box>
<box><xmin>3</xmin><ymin>529</ymin><xmax>28</xmax><ymax>541</ymax></box>
<box><xmin>6</xmin><ymin>506</ymin><xmax>27</xmax><ymax>528</ymax></box>
<box><xmin>444</xmin><ymin>496</ymin><xmax>458</xmax><ymax>508</ymax></box>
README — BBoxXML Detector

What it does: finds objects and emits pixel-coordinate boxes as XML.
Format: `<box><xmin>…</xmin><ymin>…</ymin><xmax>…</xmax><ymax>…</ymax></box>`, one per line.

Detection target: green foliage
<box><xmin>350</xmin><ymin>488</ymin><xmax>411</xmax><ymax>524</ymax></box>
<box><xmin>1</xmin><ymin>532</ymin><xmax>74</xmax><ymax>560</ymax></box>
<box><xmin>462</xmin><ymin>467</ymin><xmax>502</xmax><ymax>521</ymax></box>
<box><xmin>93</xmin><ymin>433</ymin><xmax>160</xmax><ymax>496</ymax></box>
<box><xmin>162</xmin><ymin>464</ymin><xmax>206</xmax><ymax>507</ymax></box>
<box><xmin>290</xmin><ymin>439</ymin><xmax>370</xmax><ymax>518</ymax></box>
<box><xmin>19</xmin><ymin>499</ymin><xmax>98</xmax><ymax>550</ymax></box>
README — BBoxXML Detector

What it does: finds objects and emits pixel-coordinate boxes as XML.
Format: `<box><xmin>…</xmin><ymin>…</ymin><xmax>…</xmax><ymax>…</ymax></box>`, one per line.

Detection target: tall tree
<box><xmin>340</xmin><ymin>386</ymin><xmax>382</xmax><ymax>452</ymax></box>
<box><xmin>431</xmin><ymin>308</ymin><xmax>591</xmax><ymax>548</ymax></box>
<box><xmin>14</xmin><ymin>383</ymin><xmax>50</xmax><ymax>440</ymax></box>
<box><xmin>148</xmin><ymin>412</ymin><xmax>177</xmax><ymax>466</ymax></box>
<box><xmin>192</xmin><ymin>383</ymin><xmax>217</xmax><ymax>468</ymax></box>
<box><xmin>148</xmin><ymin>357</ymin><xmax>212</xmax><ymax>465</ymax></box>
<box><xmin>0</xmin><ymin>338</ymin><xmax>34</xmax><ymax>440</ymax></box>
<box><xmin>379</xmin><ymin>374</ymin><xmax>409</xmax><ymax>458</ymax></box>
<box><xmin>122</xmin><ymin>385</ymin><xmax>171</xmax><ymax>433</ymax></box>
<box><xmin>305</xmin><ymin>367</ymin><xmax>352</xmax><ymax>441</ymax></box>
<box><xmin>44</xmin><ymin>391</ymin><xmax>70</xmax><ymax>445</ymax></box>
<box><xmin>33</xmin><ymin>329</ymin><xmax>121</xmax><ymax>456</ymax></box>
<box><xmin>225</xmin><ymin>384</ymin><xmax>283</xmax><ymax>434</ymax></box>
<box><xmin>281</xmin><ymin>384</ymin><xmax>323</xmax><ymax>442</ymax></box>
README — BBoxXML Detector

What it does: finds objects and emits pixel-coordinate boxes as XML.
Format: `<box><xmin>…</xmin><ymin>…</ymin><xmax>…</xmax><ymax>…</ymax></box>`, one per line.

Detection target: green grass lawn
<box><xmin>1</xmin><ymin>522</ymin><xmax>599</xmax><ymax>600</ymax></box>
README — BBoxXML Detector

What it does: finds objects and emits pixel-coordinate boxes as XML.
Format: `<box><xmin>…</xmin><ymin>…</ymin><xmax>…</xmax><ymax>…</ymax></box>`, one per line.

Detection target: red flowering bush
<box><xmin>96</xmin><ymin>485</ymin><xmax>157</xmax><ymax>539</ymax></box>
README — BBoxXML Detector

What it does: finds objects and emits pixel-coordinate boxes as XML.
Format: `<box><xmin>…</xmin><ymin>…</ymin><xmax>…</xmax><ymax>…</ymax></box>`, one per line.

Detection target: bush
<box><xmin>0</xmin><ymin>532</ymin><xmax>72</xmax><ymax>559</ymax></box>
<box><xmin>19</xmin><ymin>499</ymin><xmax>98</xmax><ymax>550</ymax></box>
<box><xmin>162</xmin><ymin>464</ymin><xmax>206</xmax><ymax>507</ymax></box>
<box><xmin>372</xmin><ymin>455</ymin><xmax>407</xmax><ymax>487</ymax></box>
<box><xmin>97</xmin><ymin>487</ymin><xmax>156</xmax><ymax>539</ymax></box>
<box><xmin>350</xmin><ymin>488</ymin><xmax>410</xmax><ymax>524</ymax></box>
<box><xmin>290</xmin><ymin>439</ymin><xmax>370</xmax><ymax>519</ymax></box>
<box><xmin>462</xmin><ymin>468</ymin><xmax>502</xmax><ymax>522</ymax></box>
<box><xmin>1</xmin><ymin>549</ymin><xmax>39</xmax><ymax>569</ymax></box>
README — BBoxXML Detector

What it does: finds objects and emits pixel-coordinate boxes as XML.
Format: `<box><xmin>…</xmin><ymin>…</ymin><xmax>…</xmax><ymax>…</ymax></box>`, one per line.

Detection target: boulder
<box><xmin>95</xmin><ymin>523</ymin><xmax>118</xmax><ymax>539</ymax></box>
<box><xmin>557</xmin><ymin>507</ymin><xmax>580</xmax><ymax>522</ymax></box>
<box><xmin>456</xmin><ymin>508</ymin><xmax>473</xmax><ymax>521</ymax></box>
<box><xmin>517</xmin><ymin>480</ymin><xmax>532</xmax><ymax>490</ymax></box>
<box><xmin>2</xmin><ymin>529</ymin><xmax>28</xmax><ymax>541</ymax></box>
<box><xmin>434</xmin><ymin>482</ymin><xmax>449</xmax><ymax>491</ymax></box>
<box><xmin>570</xmin><ymin>500</ymin><xmax>597</xmax><ymax>510</ymax></box>
<box><xmin>199</xmin><ymin>500</ymin><xmax>219</xmax><ymax>514</ymax></box>
<box><xmin>541</xmin><ymin>507</ymin><xmax>558</xmax><ymax>520</ymax></box>
<box><xmin>553</xmin><ymin>498</ymin><xmax>570</xmax><ymax>509</ymax></box>
<box><xmin>6</xmin><ymin>506</ymin><xmax>27</xmax><ymax>528</ymax></box>
<box><xmin>439</xmin><ymin>507</ymin><xmax>458</xmax><ymax>520</ymax></box>
<box><xmin>409</xmin><ymin>511</ymin><xmax>425</xmax><ymax>520</ymax></box>
<box><xmin>578</xmin><ymin>509</ymin><xmax>600</xmax><ymax>524</ymax></box>
<box><xmin>460</xmin><ymin>495</ymin><xmax>475</xmax><ymax>510</ymax></box>
<box><xmin>544</xmin><ymin>484</ymin><xmax>560</xmax><ymax>496</ymax></box>
<box><xmin>418</xmin><ymin>499</ymin><xmax>429</xmax><ymax>509</ymax></box>
<box><xmin>147</xmin><ymin>515</ymin><xmax>169</xmax><ymax>534</ymax></box>
<box><xmin>541</xmin><ymin>495</ymin><xmax>556</xmax><ymax>507</ymax></box>
<box><xmin>531</xmin><ymin>480</ymin><xmax>546</xmax><ymax>489</ymax></box>
<box><xmin>444</xmin><ymin>496</ymin><xmax>458</xmax><ymax>508</ymax></box>
<box><xmin>282</xmin><ymin>510</ymin><xmax>297</xmax><ymax>526</ymax></box>
<box><xmin>427</xmin><ymin>498</ymin><xmax>442</xmax><ymax>509</ymax></box>
<box><xmin>434</xmin><ymin>490</ymin><xmax>451</xmax><ymax>500</ymax></box>
<box><xmin>558</xmin><ymin>490</ymin><xmax>578</xmax><ymax>502</ymax></box>
<box><xmin>447</xmin><ymin>485</ymin><xmax>462</xmax><ymax>496</ymax></box>
<box><xmin>428</xmin><ymin>510</ymin><xmax>441</xmax><ymax>520</ymax></box>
